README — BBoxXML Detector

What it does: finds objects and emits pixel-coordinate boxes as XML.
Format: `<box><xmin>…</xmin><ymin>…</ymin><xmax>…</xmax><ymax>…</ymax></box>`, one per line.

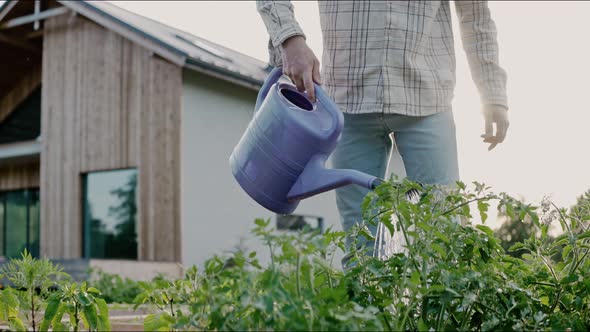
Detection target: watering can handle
<box><xmin>255</xmin><ymin>67</ymin><xmax>284</xmax><ymax>112</ymax></box>
<box><xmin>255</xmin><ymin>67</ymin><xmax>331</xmax><ymax>112</ymax></box>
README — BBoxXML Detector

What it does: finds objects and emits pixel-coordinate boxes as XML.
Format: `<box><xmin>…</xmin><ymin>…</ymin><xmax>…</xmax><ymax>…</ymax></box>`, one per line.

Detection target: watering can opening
<box><xmin>279</xmin><ymin>87</ymin><xmax>315</xmax><ymax>111</ymax></box>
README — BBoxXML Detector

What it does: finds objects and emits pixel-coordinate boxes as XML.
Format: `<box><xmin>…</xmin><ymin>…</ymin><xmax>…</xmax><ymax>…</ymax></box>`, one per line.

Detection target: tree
<box><xmin>494</xmin><ymin>211</ymin><xmax>538</xmax><ymax>259</ymax></box>
<box><xmin>106</xmin><ymin>173</ymin><xmax>138</xmax><ymax>259</ymax></box>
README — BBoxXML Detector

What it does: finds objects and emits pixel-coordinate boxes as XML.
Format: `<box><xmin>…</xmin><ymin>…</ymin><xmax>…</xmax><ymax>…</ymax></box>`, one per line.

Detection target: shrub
<box><xmin>87</xmin><ymin>268</ymin><xmax>142</xmax><ymax>304</ymax></box>
<box><xmin>40</xmin><ymin>282</ymin><xmax>110</xmax><ymax>332</ymax></box>
<box><xmin>132</xmin><ymin>180</ymin><xmax>589</xmax><ymax>331</ymax></box>
<box><xmin>0</xmin><ymin>252</ymin><xmax>111</xmax><ymax>331</ymax></box>
<box><xmin>2</xmin><ymin>180</ymin><xmax>589</xmax><ymax>331</ymax></box>
<box><xmin>0</xmin><ymin>250</ymin><xmax>66</xmax><ymax>331</ymax></box>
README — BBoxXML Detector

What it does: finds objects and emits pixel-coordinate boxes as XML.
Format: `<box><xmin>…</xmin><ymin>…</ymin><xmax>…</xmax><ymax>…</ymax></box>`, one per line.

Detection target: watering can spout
<box><xmin>287</xmin><ymin>154</ymin><xmax>382</xmax><ymax>202</ymax></box>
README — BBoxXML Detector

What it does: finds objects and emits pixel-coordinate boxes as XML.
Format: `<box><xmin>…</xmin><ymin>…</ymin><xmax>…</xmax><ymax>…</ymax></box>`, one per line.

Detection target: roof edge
<box><xmin>0</xmin><ymin>0</ymin><xmax>18</xmax><ymax>22</ymax></box>
<box><xmin>185</xmin><ymin>58</ymin><xmax>263</xmax><ymax>91</ymax></box>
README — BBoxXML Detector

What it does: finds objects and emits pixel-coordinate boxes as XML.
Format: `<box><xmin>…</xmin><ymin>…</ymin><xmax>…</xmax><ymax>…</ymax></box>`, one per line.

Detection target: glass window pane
<box><xmin>28</xmin><ymin>190</ymin><xmax>40</xmax><ymax>257</ymax></box>
<box><xmin>276</xmin><ymin>214</ymin><xmax>324</xmax><ymax>232</ymax></box>
<box><xmin>84</xmin><ymin>169</ymin><xmax>138</xmax><ymax>259</ymax></box>
<box><xmin>5</xmin><ymin>191</ymin><xmax>28</xmax><ymax>258</ymax></box>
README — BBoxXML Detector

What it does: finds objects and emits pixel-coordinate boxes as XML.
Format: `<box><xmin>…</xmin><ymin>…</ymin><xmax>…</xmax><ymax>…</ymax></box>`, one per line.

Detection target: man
<box><xmin>257</xmin><ymin>1</ymin><xmax>509</xmax><ymax>253</ymax></box>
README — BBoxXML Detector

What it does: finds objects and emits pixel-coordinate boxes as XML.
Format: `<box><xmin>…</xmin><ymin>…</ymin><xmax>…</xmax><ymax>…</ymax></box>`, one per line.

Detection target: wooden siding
<box><xmin>0</xmin><ymin>162</ymin><xmax>40</xmax><ymax>191</ymax></box>
<box><xmin>41</xmin><ymin>15</ymin><xmax>181</xmax><ymax>261</ymax></box>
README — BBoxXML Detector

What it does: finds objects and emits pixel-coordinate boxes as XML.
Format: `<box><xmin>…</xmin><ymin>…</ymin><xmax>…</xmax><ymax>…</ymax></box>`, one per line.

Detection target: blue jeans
<box><xmin>331</xmin><ymin>111</ymin><xmax>460</xmax><ymax>253</ymax></box>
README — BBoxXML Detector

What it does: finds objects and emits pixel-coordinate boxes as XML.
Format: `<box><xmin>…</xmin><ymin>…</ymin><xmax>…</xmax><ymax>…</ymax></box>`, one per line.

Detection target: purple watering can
<box><xmin>229</xmin><ymin>67</ymin><xmax>383</xmax><ymax>214</ymax></box>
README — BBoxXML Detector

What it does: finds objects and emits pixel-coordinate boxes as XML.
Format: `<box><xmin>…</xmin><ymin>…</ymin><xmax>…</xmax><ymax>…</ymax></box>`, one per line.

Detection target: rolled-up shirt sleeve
<box><xmin>256</xmin><ymin>0</ymin><xmax>306</xmax><ymax>66</ymax></box>
<box><xmin>455</xmin><ymin>1</ymin><xmax>508</xmax><ymax>109</ymax></box>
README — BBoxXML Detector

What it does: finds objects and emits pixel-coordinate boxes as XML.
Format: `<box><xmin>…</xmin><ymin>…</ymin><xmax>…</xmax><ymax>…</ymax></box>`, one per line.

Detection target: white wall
<box><xmin>181</xmin><ymin>70</ymin><xmax>344</xmax><ymax>267</ymax></box>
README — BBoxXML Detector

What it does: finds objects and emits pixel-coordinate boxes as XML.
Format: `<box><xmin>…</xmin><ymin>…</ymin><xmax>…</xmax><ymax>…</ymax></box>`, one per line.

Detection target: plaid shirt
<box><xmin>257</xmin><ymin>0</ymin><xmax>508</xmax><ymax>116</ymax></box>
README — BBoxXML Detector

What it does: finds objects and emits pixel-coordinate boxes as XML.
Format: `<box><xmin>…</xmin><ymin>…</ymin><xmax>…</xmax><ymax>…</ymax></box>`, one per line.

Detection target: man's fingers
<box><xmin>292</xmin><ymin>74</ymin><xmax>305</xmax><ymax>93</ymax></box>
<box><xmin>481</xmin><ymin>107</ymin><xmax>510</xmax><ymax>151</ymax></box>
<box><xmin>484</xmin><ymin>119</ymin><xmax>494</xmax><ymax>138</ymax></box>
<box><xmin>312</xmin><ymin>59</ymin><xmax>322</xmax><ymax>85</ymax></box>
<box><xmin>303</xmin><ymin>73</ymin><xmax>316</xmax><ymax>101</ymax></box>
<box><xmin>496</xmin><ymin>121</ymin><xmax>508</xmax><ymax>143</ymax></box>
<box><xmin>488</xmin><ymin>141</ymin><xmax>498</xmax><ymax>151</ymax></box>
<box><xmin>482</xmin><ymin>118</ymin><xmax>497</xmax><ymax>150</ymax></box>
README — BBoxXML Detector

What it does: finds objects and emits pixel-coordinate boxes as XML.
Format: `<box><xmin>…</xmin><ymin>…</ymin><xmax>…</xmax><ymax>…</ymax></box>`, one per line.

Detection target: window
<box><xmin>276</xmin><ymin>214</ymin><xmax>324</xmax><ymax>233</ymax></box>
<box><xmin>83</xmin><ymin>169</ymin><xmax>137</xmax><ymax>259</ymax></box>
<box><xmin>0</xmin><ymin>189</ymin><xmax>40</xmax><ymax>258</ymax></box>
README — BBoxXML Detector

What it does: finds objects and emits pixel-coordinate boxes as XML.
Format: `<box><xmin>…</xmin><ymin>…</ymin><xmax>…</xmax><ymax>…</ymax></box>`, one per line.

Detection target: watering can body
<box><xmin>229</xmin><ymin>67</ymin><xmax>381</xmax><ymax>214</ymax></box>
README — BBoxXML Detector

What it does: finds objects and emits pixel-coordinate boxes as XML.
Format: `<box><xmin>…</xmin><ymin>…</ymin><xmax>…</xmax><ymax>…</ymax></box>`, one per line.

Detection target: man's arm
<box><xmin>455</xmin><ymin>1</ymin><xmax>509</xmax><ymax>150</ymax></box>
<box><xmin>257</xmin><ymin>0</ymin><xmax>306</xmax><ymax>66</ymax></box>
<box><xmin>257</xmin><ymin>1</ymin><xmax>321</xmax><ymax>100</ymax></box>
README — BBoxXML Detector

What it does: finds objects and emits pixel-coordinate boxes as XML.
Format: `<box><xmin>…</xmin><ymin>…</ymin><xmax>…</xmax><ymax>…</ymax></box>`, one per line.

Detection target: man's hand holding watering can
<box><xmin>280</xmin><ymin>36</ymin><xmax>322</xmax><ymax>102</ymax></box>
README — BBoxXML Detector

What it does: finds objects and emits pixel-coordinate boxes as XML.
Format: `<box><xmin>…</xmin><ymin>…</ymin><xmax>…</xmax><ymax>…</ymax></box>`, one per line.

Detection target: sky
<box><xmin>3</xmin><ymin>1</ymin><xmax>589</xmax><ymax>228</ymax></box>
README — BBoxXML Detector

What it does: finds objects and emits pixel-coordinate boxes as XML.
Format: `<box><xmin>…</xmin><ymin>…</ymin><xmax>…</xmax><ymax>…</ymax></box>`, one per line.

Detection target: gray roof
<box><xmin>0</xmin><ymin>0</ymin><xmax>270</xmax><ymax>89</ymax></box>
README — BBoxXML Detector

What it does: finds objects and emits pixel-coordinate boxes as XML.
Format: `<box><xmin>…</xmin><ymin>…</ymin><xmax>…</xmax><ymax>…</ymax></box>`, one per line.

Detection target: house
<box><xmin>0</xmin><ymin>0</ymin><xmax>343</xmax><ymax>278</ymax></box>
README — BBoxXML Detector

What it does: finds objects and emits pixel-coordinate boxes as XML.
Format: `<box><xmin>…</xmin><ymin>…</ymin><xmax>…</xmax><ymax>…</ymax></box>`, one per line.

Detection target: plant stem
<box><xmin>439</xmin><ymin>197</ymin><xmax>490</xmax><ymax>218</ymax></box>
<box><xmin>325</xmin><ymin>270</ymin><xmax>333</xmax><ymax>289</ymax></box>
<box><xmin>367</xmin><ymin>208</ymin><xmax>393</xmax><ymax>226</ymax></box>
<box><xmin>396</xmin><ymin>211</ymin><xmax>420</xmax><ymax>272</ymax></box>
<box><xmin>31</xmin><ymin>290</ymin><xmax>36</xmax><ymax>332</ymax></box>
<box><xmin>163</xmin><ymin>293</ymin><xmax>175</xmax><ymax>317</ymax></box>
<box><xmin>436</xmin><ymin>303</ymin><xmax>446</xmax><ymax>331</ymax></box>
<box><xmin>571</xmin><ymin>247</ymin><xmax>590</xmax><ymax>275</ymax></box>
<box><xmin>549</xmin><ymin>288</ymin><xmax>563</xmax><ymax>313</ymax></box>
<box><xmin>267</xmin><ymin>239</ymin><xmax>275</xmax><ymax>269</ymax></box>
<box><xmin>170</xmin><ymin>298</ymin><xmax>175</xmax><ymax>317</ymax></box>
<box><xmin>460</xmin><ymin>304</ymin><xmax>473</xmax><ymax>331</ymax></box>
<box><xmin>296</xmin><ymin>252</ymin><xmax>302</xmax><ymax>297</ymax></box>
<box><xmin>398</xmin><ymin>297</ymin><xmax>416</xmax><ymax>331</ymax></box>
<box><xmin>551</xmin><ymin>202</ymin><xmax>572</xmax><ymax>234</ymax></box>
<box><xmin>531</xmin><ymin>281</ymin><xmax>556</xmax><ymax>287</ymax></box>
<box><xmin>538</xmin><ymin>254</ymin><xmax>558</xmax><ymax>284</ymax></box>
<box><xmin>74</xmin><ymin>302</ymin><xmax>79</xmax><ymax>332</ymax></box>
<box><xmin>380</xmin><ymin>307</ymin><xmax>393</xmax><ymax>331</ymax></box>
<box><xmin>151</xmin><ymin>296</ymin><xmax>166</xmax><ymax>312</ymax></box>
<box><xmin>421</xmin><ymin>297</ymin><xmax>428</xmax><ymax>323</ymax></box>
<box><xmin>475</xmin><ymin>300</ymin><xmax>502</xmax><ymax>316</ymax></box>
<box><xmin>308</xmin><ymin>264</ymin><xmax>316</xmax><ymax>296</ymax></box>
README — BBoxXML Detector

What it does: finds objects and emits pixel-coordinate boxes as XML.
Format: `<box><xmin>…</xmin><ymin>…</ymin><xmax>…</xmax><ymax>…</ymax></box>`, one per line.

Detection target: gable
<box><xmin>0</xmin><ymin>0</ymin><xmax>268</xmax><ymax>91</ymax></box>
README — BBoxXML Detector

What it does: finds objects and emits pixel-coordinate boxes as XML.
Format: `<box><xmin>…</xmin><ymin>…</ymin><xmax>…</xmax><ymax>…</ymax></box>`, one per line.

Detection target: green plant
<box><xmin>349</xmin><ymin>179</ymin><xmax>589</xmax><ymax>330</ymax></box>
<box><xmin>40</xmin><ymin>281</ymin><xmax>110</xmax><ymax>332</ymax></box>
<box><xmin>0</xmin><ymin>249</ymin><xmax>65</xmax><ymax>331</ymax></box>
<box><xmin>130</xmin><ymin>179</ymin><xmax>589</xmax><ymax>331</ymax></box>
<box><xmin>133</xmin><ymin>269</ymin><xmax>198</xmax><ymax>331</ymax></box>
<box><xmin>87</xmin><ymin>268</ymin><xmax>142</xmax><ymax>304</ymax></box>
<box><xmin>0</xmin><ymin>288</ymin><xmax>26</xmax><ymax>331</ymax></box>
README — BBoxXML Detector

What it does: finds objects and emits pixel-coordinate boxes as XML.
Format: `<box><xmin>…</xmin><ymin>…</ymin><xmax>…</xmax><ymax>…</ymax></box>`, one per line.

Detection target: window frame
<box><xmin>0</xmin><ymin>187</ymin><xmax>40</xmax><ymax>258</ymax></box>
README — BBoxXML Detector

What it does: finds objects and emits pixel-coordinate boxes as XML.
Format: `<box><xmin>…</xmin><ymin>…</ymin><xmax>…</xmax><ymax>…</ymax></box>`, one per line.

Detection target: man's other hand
<box><xmin>280</xmin><ymin>36</ymin><xmax>322</xmax><ymax>101</ymax></box>
<box><xmin>481</xmin><ymin>104</ymin><xmax>510</xmax><ymax>151</ymax></box>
